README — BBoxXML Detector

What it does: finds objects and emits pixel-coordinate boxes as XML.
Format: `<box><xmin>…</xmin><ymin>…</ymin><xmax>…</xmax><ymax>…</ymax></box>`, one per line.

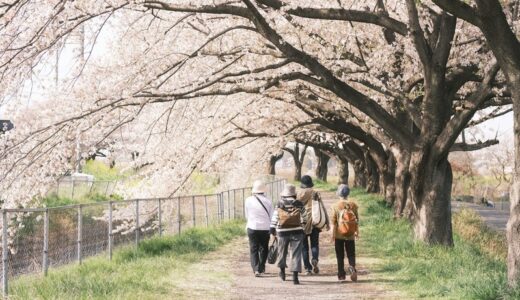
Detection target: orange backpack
<box><xmin>338</xmin><ymin>202</ymin><xmax>358</xmax><ymax>236</ymax></box>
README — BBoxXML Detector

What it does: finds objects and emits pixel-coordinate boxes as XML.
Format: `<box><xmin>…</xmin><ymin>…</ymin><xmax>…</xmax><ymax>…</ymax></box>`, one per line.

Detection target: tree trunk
<box><xmin>507</xmin><ymin>82</ymin><xmax>520</xmax><ymax>287</ymax></box>
<box><xmin>266</xmin><ymin>151</ymin><xmax>283</xmax><ymax>175</ymax></box>
<box><xmin>393</xmin><ymin>151</ymin><xmax>411</xmax><ymax>218</ymax></box>
<box><xmin>294</xmin><ymin>161</ymin><xmax>303</xmax><ymax>181</ymax></box>
<box><xmin>409</xmin><ymin>154</ymin><xmax>454</xmax><ymax>246</ymax></box>
<box><xmin>337</xmin><ymin>156</ymin><xmax>349</xmax><ymax>185</ymax></box>
<box><xmin>365</xmin><ymin>152</ymin><xmax>380</xmax><ymax>193</ymax></box>
<box><xmin>353</xmin><ymin>160</ymin><xmax>367</xmax><ymax>188</ymax></box>
<box><xmin>314</xmin><ymin>149</ymin><xmax>330</xmax><ymax>182</ymax></box>
<box><xmin>380</xmin><ymin>153</ymin><xmax>396</xmax><ymax>205</ymax></box>
<box><xmin>285</xmin><ymin>143</ymin><xmax>307</xmax><ymax>182</ymax></box>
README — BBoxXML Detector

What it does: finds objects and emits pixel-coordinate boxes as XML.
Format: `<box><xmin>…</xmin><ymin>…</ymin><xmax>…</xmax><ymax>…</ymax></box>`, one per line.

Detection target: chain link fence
<box><xmin>53</xmin><ymin>178</ymin><xmax>119</xmax><ymax>200</ymax></box>
<box><xmin>0</xmin><ymin>177</ymin><xmax>286</xmax><ymax>296</ymax></box>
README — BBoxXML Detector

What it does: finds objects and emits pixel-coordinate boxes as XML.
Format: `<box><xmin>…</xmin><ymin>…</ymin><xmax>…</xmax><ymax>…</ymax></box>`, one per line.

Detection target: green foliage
<box><xmin>453</xmin><ymin>209</ymin><xmax>507</xmax><ymax>260</ymax></box>
<box><xmin>186</xmin><ymin>171</ymin><xmax>220</xmax><ymax>194</ymax></box>
<box><xmin>82</xmin><ymin>160</ymin><xmax>130</xmax><ymax>181</ymax></box>
<box><xmin>42</xmin><ymin>193</ymin><xmax>123</xmax><ymax>207</ymax></box>
<box><xmin>356</xmin><ymin>190</ymin><xmax>520</xmax><ymax>299</ymax></box>
<box><xmin>10</xmin><ymin>220</ymin><xmax>245</xmax><ymax>299</ymax></box>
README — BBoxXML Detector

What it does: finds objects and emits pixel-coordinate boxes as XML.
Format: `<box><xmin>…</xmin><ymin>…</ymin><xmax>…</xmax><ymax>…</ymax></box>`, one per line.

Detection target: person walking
<box><xmin>244</xmin><ymin>180</ymin><xmax>274</xmax><ymax>277</ymax></box>
<box><xmin>297</xmin><ymin>175</ymin><xmax>329</xmax><ymax>275</ymax></box>
<box><xmin>270</xmin><ymin>183</ymin><xmax>307</xmax><ymax>284</ymax></box>
<box><xmin>330</xmin><ymin>184</ymin><xmax>359</xmax><ymax>282</ymax></box>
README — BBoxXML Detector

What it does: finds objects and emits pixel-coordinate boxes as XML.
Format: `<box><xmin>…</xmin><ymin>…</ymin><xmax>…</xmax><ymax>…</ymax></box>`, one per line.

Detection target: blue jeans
<box><xmin>302</xmin><ymin>227</ymin><xmax>320</xmax><ymax>271</ymax></box>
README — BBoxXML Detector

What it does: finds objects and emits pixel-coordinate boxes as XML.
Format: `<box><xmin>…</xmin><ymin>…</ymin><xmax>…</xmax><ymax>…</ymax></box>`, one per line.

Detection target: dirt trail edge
<box><xmin>213</xmin><ymin>193</ymin><xmax>402</xmax><ymax>299</ymax></box>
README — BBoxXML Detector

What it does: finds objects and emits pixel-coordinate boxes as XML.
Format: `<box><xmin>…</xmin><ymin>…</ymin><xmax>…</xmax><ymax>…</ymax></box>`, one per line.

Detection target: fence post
<box><xmin>77</xmin><ymin>205</ymin><xmax>82</xmax><ymax>264</ymax></box>
<box><xmin>227</xmin><ymin>190</ymin><xmax>231</xmax><ymax>220</ymax></box>
<box><xmin>71</xmin><ymin>180</ymin><xmax>76</xmax><ymax>200</ymax></box>
<box><xmin>43</xmin><ymin>209</ymin><xmax>49</xmax><ymax>276</ymax></box>
<box><xmin>191</xmin><ymin>196</ymin><xmax>196</xmax><ymax>227</ymax></box>
<box><xmin>108</xmin><ymin>201</ymin><xmax>113</xmax><ymax>260</ymax></box>
<box><xmin>217</xmin><ymin>194</ymin><xmax>221</xmax><ymax>224</ymax></box>
<box><xmin>88</xmin><ymin>181</ymin><xmax>95</xmax><ymax>195</ymax></box>
<box><xmin>2</xmin><ymin>210</ymin><xmax>8</xmax><ymax>297</ymax></box>
<box><xmin>233</xmin><ymin>190</ymin><xmax>236</xmax><ymax>219</ymax></box>
<box><xmin>177</xmin><ymin>197</ymin><xmax>181</xmax><ymax>234</ymax></box>
<box><xmin>242</xmin><ymin>189</ymin><xmax>246</xmax><ymax>218</ymax></box>
<box><xmin>204</xmin><ymin>195</ymin><xmax>209</xmax><ymax>227</ymax></box>
<box><xmin>158</xmin><ymin>198</ymin><xmax>162</xmax><ymax>237</ymax></box>
<box><xmin>135</xmin><ymin>200</ymin><xmax>140</xmax><ymax>247</ymax></box>
<box><xmin>105</xmin><ymin>181</ymin><xmax>110</xmax><ymax>197</ymax></box>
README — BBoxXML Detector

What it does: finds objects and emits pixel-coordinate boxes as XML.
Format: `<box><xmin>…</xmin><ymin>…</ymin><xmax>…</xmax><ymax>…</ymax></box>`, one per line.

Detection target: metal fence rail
<box><xmin>0</xmin><ymin>178</ymin><xmax>286</xmax><ymax>297</ymax></box>
<box><xmin>54</xmin><ymin>178</ymin><xmax>120</xmax><ymax>200</ymax></box>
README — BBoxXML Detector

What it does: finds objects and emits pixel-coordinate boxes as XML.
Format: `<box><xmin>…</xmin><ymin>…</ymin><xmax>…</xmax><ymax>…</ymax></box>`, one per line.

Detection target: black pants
<box><xmin>334</xmin><ymin>239</ymin><xmax>356</xmax><ymax>276</ymax></box>
<box><xmin>247</xmin><ymin>228</ymin><xmax>270</xmax><ymax>273</ymax></box>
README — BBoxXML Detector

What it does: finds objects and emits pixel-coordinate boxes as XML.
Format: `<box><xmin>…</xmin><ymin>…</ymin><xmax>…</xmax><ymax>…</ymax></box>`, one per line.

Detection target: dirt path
<box><xmin>181</xmin><ymin>191</ymin><xmax>401</xmax><ymax>299</ymax></box>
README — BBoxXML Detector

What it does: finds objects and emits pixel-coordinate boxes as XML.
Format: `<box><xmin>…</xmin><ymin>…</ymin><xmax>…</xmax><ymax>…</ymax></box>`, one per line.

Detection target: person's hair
<box><xmin>337</xmin><ymin>184</ymin><xmax>350</xmax><ymax>198</ymax></box>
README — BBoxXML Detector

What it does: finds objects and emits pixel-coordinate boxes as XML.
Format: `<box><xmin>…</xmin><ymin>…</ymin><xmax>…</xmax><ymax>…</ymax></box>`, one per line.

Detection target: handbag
<box><xmin>267</xmin><ymin>237</ymin><xmax>278</xmax><ymax>264</ymax></box>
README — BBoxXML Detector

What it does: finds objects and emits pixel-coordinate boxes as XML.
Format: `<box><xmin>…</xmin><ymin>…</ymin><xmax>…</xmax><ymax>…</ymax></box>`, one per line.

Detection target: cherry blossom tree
<box><xmin>0</xmin><ymin>0</ymin><xmax>515</xmax><ymax>257</ymax></box>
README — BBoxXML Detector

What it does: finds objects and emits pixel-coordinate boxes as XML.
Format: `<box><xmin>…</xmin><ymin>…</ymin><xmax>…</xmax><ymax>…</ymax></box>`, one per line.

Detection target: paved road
<box><xmin>451</xmin><ymin>201</ymin><xmax>510</xmax><ymax>232</ymax></box>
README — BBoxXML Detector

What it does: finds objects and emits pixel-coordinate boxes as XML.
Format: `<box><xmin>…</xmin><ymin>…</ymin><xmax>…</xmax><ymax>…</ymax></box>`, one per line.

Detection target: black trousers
<box><xmin>247</xmin><ymin>228</ymin><xmax>270</xmax><ymax>273</ymax></box>
<box><xmin>334</xmin><ymin>239</ymin><xmax>356</xmax><ymax>276</ymax></box>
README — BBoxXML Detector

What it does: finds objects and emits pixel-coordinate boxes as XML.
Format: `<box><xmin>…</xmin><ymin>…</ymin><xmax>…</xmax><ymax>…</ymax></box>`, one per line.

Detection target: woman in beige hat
<box><xmin>270</xmin><ymin>183</ymin><xmax>307</xmax><ymax>284</ymax></box>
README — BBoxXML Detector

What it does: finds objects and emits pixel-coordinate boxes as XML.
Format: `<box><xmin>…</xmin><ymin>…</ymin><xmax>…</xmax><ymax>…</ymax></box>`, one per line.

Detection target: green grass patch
<box><xmin>83</xmin><ymin>160</ymin><xmax>131</xmax><ymax>181</ymax></box>
<box><xmin>185</xmin><ymin>171</ymin><xmax>220</xmax><ymax>195</ymax></box>
<box><xmin>292</xmin><ymin>178</ymin><xmax>338</xmax><ymax>192</ymax></box>
<box><xmin>42</xmin><ymin>193</ymin><xmax>124</xmax><ymax>207</ymax></box>
<box><xmin>354</xmin><ymin>189</ymin><xmax>520</xmax><ymax>299</ymax></box>
<box><xmin>453</xmin><ymin>209</ymin><xmax>507</xmax><ymax>260</ymax></box>
<box><xmin>10</xmin><ymin>220</ymin><xmax>245</xmax><ymax>300</ymax></box>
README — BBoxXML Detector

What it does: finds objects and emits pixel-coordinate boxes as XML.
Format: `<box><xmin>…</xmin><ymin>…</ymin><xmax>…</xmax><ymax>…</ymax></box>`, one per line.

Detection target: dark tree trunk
<box><xmin>380</xmin><ymin>153</ymin><xmax>396</xmax><ymax>205</ymax></box>
<box><xmin>353</xmin><ymin>160</ymin><xmax>367</xmax><ymax>188</ymax></box>
<box><xmin>393</xmin><ymin>150</ymin><xmax>411</xmax><ymax>218</ymax></box>
<box><xmin>294</xmin><ymin>161</ymin><xmax>303</xmax><ymax>181</ymax></box>
<box><xmin>314</xmin><ymin>148</ymin><xmax>330</xmax><ymax>182</ymax></box>
<box><xmin>471</xmin><ymin>1</ymin><xmax>520</xmax><ymax>285</ymax></box>
<box><xmin>285</xmin><ymin>143</ymin><xmax>307</xmax><ymax>182</ymax></box>
<box><xmin>409</xmin><ymin>153</ymin><xmax>454</xmax><ymax>246</ymax></box>
<box><xmin>336</xmin><ymin>156</ymin><xmax>349</xmax><ymax>185</ymax></box>
<box><xmin>365</xmin><ymin>151</ymin><xmax>380</xmax><ymax>193</ymax></box>
<box><xmin>508</xmin><ymin>83</ymin><xmax>520</xmax><ymax>286</ymax></box>
<box><xmin>266</xmin><ymin>151</ymin><xmax>283</xmax><ymax>175</ymax></box>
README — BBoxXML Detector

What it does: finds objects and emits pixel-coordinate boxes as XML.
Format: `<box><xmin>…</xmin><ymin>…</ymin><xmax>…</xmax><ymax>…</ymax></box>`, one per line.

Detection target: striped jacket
<box><xmin>269</xmin><ymin>197</ymin><xmax>307</xmax><ymax>236</ymax></box>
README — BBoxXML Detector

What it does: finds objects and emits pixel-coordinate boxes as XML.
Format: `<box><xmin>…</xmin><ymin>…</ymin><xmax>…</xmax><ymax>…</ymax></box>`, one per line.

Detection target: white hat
<box><xmin>252</xmin><ymin>180</ymin><xmax>266</xmax><ymax>194</ymax></box>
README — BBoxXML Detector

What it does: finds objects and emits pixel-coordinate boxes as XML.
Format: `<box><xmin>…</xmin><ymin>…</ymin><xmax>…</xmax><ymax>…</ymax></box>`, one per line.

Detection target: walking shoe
<box><xmin>293</xmin><ymin>271</ymin><xmax>300</xmax><ymax>285</ymax></box>
<box><xmin>305</xmin><ymin>269</ymin><xmax>312</xmax><ymax>276</ymax></box>
<box><xmin>279</xmin><ymin>268</ymin><xmax>286</xmax><ymax>281</ymax></box>
<box><xmin>254</xmin><ymin>271</ymin><xmax>260</xmax><ymax>277</ymax></box>
<box><xmin>348</xmin><ymin>266</ymin><xmax>357</xmax><ymax>282</ymax></box>
<box><xmin>338</xmin><ymin>274</ymin><xmax>346</xmax><ymax>281</ymax></box>
<box><xmin>311</xmin><ymin>258</ymin><xmax>319</xmax><ymax>274</ymax></box>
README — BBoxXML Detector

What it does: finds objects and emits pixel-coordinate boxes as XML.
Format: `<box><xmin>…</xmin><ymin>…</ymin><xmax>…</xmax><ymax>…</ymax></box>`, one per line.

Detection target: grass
<box><xmin>42</xmin><ymin>193</ymin><xmax>124</xmax><ymax>207</ymax></box>
<box><xmin>10</xmin><ymin>220</ymin><xmax>245</xmax><ymax>300</ymax></box>
<box><xmin>292</xmin><ymin>178</ymin><xmax>339</xmax><ymax>192</ymax></box>
<box><xmin>351</xmin><ymin>188</ymin><xmax>520</xmax><ymax>299</ymax></box>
